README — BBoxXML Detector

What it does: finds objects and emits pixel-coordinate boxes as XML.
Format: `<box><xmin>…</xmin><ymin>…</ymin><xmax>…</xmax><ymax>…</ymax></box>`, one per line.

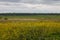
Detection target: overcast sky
<box><xmin>0</xmin><ymin>0</ymin><xmax>60</xmax><ymax>13</ymax></box>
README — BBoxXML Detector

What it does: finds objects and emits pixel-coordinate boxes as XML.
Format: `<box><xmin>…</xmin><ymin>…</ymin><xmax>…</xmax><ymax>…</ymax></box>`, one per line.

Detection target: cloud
<box><xmin>0</xmin><ymin>0</ymin><xmax>60</xmax><ymax>13</ymax></box>
<box><xmin>0</xmin><ymin>0</ymin><xmax>60</xmax><ymax>4</ymax></box>
<box><xmin>0</xmin><ymin>0</ymin><xmax>20</xmax><ymax>2</ymax></box>
<box><xmin>0</xmin><ymin>2</ymin><xmax>60</xmax><ymax>13</ymax></box>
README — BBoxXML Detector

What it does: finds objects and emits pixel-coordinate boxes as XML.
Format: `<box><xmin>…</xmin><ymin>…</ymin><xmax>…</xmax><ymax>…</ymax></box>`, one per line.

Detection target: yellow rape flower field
<box><xmin>0</xmin><ymin>20</ymin><xmax>60</xmax><ymax>40</ymax></box>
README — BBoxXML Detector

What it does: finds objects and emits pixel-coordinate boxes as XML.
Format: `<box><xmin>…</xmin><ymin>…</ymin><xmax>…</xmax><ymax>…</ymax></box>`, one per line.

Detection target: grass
<box><xmin>0</xmin><ymin>15</ymin><xmax>60</xmax><ymax>40</ymax></box>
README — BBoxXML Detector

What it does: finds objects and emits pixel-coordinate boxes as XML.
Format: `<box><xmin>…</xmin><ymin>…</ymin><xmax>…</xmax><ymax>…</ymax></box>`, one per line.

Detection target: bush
<box><xmin>0</xmin><ymin>17</ymin><xmax>2</xmax><ymax>20</ymax></box>
<box><xmin>4</xmin><ymin>18</ymin><xmax>8</xmax><ymax>20</ymax></box>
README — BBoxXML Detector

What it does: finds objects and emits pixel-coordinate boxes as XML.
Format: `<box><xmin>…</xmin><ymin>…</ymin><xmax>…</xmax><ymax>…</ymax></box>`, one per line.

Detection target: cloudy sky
<box><xmin>0</xmin><ymin>0</ymin><xmax>60</xmax><ymax>13</ymax></box>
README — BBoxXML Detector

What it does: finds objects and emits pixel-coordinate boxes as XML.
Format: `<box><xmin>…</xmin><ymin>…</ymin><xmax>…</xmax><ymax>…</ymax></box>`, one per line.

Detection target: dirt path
<box><xmin>8</xmin><ymin>19</ymin><xmax>38</xmax><ymax>21</ymax></box>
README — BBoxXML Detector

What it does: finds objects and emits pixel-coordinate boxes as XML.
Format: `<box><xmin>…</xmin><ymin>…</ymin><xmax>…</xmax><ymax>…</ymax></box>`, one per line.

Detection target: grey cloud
<box><xmin>0</xmin><ymin>0</ymin><xmax>60</xmax><ymax>5</ymax></box>
<box><xmin>0</xmin><ymin>0</ymin><xmax>20</xmax><ymax>2</ymax></box>
<box><xmin>0</xmin><ymin>0</ymin><xmax>60</xmax><ymax>7</ymax></box>
<box><xmin>42</xmin><ymin>0</ymin><xmax>60</xmax><ymax>3</ymax></box>
<box><xmin>44</xmin><ymin>0</ymin><xmax>60</xmax><ymax>1</ymax></box>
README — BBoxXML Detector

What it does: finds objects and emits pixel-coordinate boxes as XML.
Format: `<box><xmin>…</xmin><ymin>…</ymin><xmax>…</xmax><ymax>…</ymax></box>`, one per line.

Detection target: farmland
<box><xmin>0</xmin><ymin>14</ymin><xmax>60</xmax><ymax>40</ymax></box>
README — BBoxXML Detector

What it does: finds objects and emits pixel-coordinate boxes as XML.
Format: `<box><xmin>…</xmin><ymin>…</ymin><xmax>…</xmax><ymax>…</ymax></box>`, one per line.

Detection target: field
<box><xmin>0</xmin><ymin>14</ymin><xmax>60</xmax><ymax>40</ymax></box>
